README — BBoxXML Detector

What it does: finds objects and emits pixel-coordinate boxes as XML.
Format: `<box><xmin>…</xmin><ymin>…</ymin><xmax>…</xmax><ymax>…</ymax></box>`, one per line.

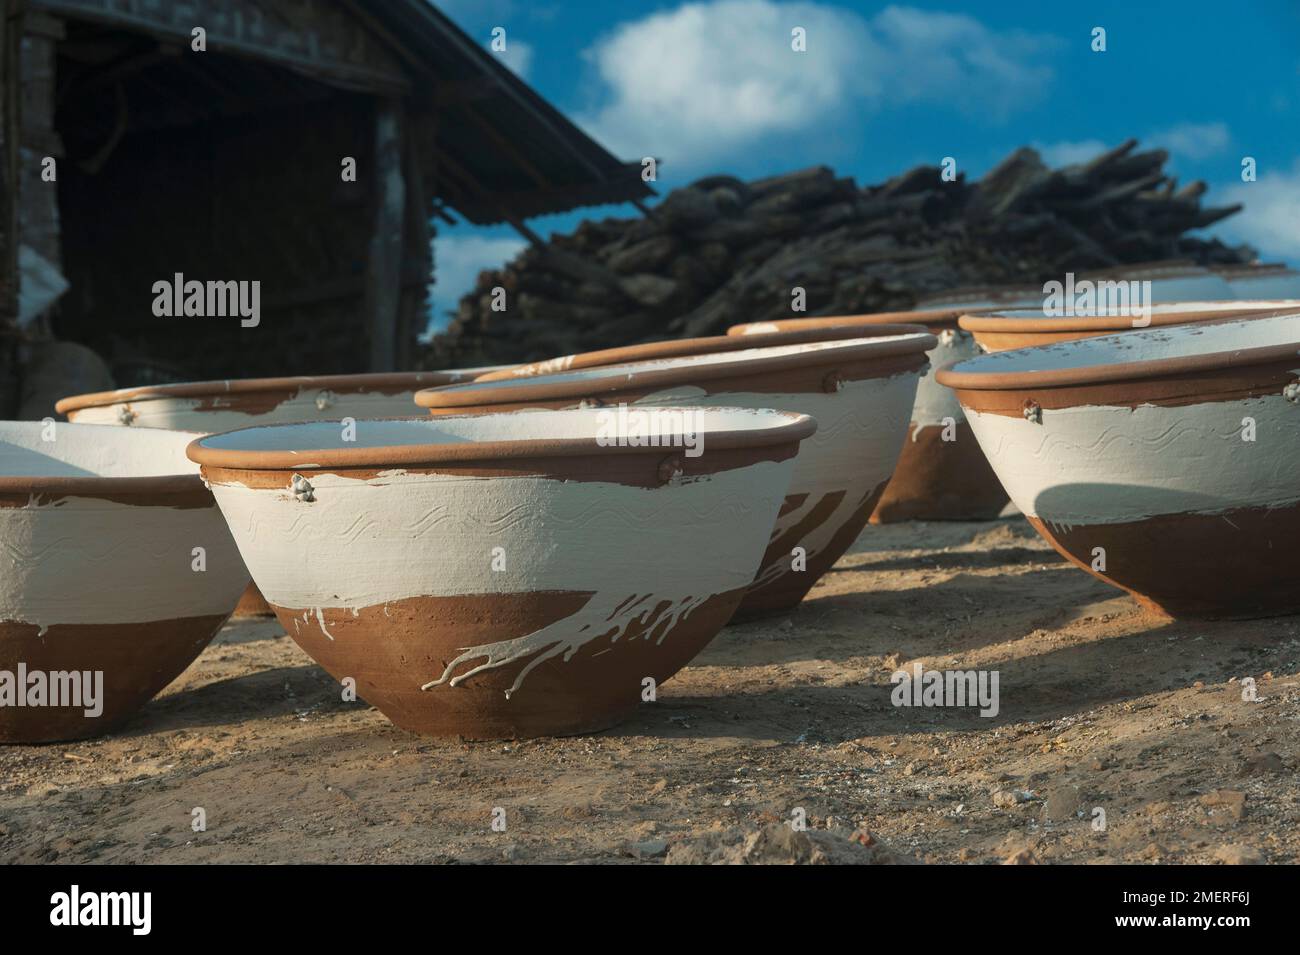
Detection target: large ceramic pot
<box><xmin>0</xmin><ymin>422</ymin><xmax>249</xmax><ymax>742</ymax></box>
<box><xmin>727</xmin><ymin>305</ymin><xmax>1035</xmax><ymax>522</ymax></box>
<box><xmin>187</xmin><ymin>409</ymin><xmax>815</xmax><ymax>738</ymax></box>
<box><xmin>1212</xmin><ymin>263</ymin><xmax>1300</xmax><ymax>299</ymax></box>
<box><xmin>936</xmin><ymin>312</ymin><xmax>1300</xmax><ymax>618</ymax></box>
<box><xmin>56</xmin><ymin>369</ymin><xmax>504</xmax><ymax>616</ymax></box>
<box><xmin>959</xmin><ymin>301</ymin><xmax>1300</xmax><ymax>352</ymax></box>
<box><xmin>417</xmin><ymin>333</ymin><xmax>935</xmax><ymax>617</ymax></box>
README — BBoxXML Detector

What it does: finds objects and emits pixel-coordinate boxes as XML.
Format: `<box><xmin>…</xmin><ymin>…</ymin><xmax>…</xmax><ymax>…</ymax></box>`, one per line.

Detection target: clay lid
<box><xmin>936</xmin><ymin>312</ymin><xmax>1300</xmax><ymax>392</ymax></box>
<box><xmin>186</xmin><ymin>407</ymin><xmax>818</xmax><ymax>472</ymax></box>
<box><xmin>55</xmin><ymin>367</ymin><xmax>508</xmax><ymax>416</ymax></box>
<box><xmin>418</xmin><ymin>333</ymin><xmax>937</xmax><ymax>412</ymax></box>
<box><xmin>476</xmin><ymin>323</ymin><xmax>930</xmax><ymax>381</ymax></box>
<box><xmin>958</xmin><ymin>300</ymin><xmax>1300</xmax><ymax>335</ymax></box>
<box><xmin>0</xmin><ymin>421</ymin><xmax>207</xmax><ymax>501</ymax></box>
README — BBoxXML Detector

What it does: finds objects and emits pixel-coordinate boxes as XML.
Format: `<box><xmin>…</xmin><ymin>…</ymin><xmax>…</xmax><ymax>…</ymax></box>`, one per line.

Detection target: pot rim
<box><xmin>935</xmin><ymin>315</ymin><xmax>1300</xmax><ymax>392</ymax></box>
<box><xmin>1073</xmin><ymin>259</ymin><xmax>1211</xmax><ymax>281</ymax></box>
<box><xmin>0</xmin><ymin>421</ymin><xmax>207</xmax><ymax>499</ymax></box>
<box><xmin>958</xmin><ymin>301</ymin><xmax>1300</xmax><ymax>334</ymax></box>
<box><xmin>1211</xmin><ymin>262</ymin><xmax>1297</xmax><ymax>278</ymax></box>
<box><xmin>417</xmin><ymin>332</ymin><xmax>936</xmax><ymax>411</ymax></box>
<box><xmin>727</xmin><ymin>311</ymin><xmax>973</xmax><ymax>333</ymax></box>
<box><xmin>912</xmin><ymin>284</ymin><xmax>1044</xmax><ymax>309</ymax></box>
<box><xmin>185</xmin><ymin>407</ymin><xmax>819</xmax><ymax>472</ymax></box>
<box><xmin>0</xmin><ymin>472</ymin><xmax>207</xmax><ymax>498</ymax></box>
<box><xmin>476</xmin><ymin>323</ymin><xmax>932</xmax><ymax>381</ymax></box>
<box><xmin>55</xmin><ymin>368</ymin><xmax>508</xmax><ymax>416</ymax></box>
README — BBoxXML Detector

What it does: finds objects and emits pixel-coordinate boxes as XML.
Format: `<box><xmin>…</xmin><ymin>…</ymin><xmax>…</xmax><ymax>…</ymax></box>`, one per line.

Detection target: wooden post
<box><xmin>0</xmin><ymin>0</ymin><xmax>22</xmax><ymax>416</ymax></box>
<box><xmin>399</xmin><ymin>114</ymin><xmax>431</xmax><ymax>370</ymax></box>
<box><xmin>17</xmin><ymin>10</ymin><xmax>63</xmax><ymax>342</ymax></box>
<box><xmin>364</xmin><ymin>97</ymin><xmax>406</xmax><ymax>372</ymax></box>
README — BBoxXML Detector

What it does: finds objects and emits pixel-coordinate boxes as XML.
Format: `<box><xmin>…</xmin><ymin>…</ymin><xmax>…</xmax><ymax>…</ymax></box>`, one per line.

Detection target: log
<box><xmin>424</xmin><ymin>139</ymin><xmax>1254</xmax><ymax>369</ymax></box>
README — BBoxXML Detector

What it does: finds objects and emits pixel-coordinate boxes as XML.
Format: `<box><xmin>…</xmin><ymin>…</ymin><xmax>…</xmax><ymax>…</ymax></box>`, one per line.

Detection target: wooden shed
<box><xmin>0</xmin><ymin>0</ymin><xmax>652</xmax><ymax>414</ymax></box>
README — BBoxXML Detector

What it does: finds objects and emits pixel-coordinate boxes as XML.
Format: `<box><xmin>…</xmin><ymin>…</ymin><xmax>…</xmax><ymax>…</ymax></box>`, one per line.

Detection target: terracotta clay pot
<box><xmin>959</xmin><ymin>301</ymin><xmax>1300</xmax><ymax>353</ymax></box>
<box><xmin>0</xmin><ymin>422</ymin><xmax>249</xmax><ymax>742</ymax></box>
<box><xmin>936</xmin><ymin>312</ymin><xmax>1300</xmax><ymax>618</ymax></box>
<box><xmin>1212</xmin><ymin>263</ymin><xmax>1300</xmax><ymax>299</ymax></box>
<box><xmin>56</xmin><ymin>369</ymin><xmax>504</xmax><ymax>617</ymax></box>
<box><xmin>187</xmin><ymin>409</ymin><xmax>815</xmax><ymax>739</ymax></box>
<box><xmin>727</xmin><ymin>306</ymin><xmax>1033</xmax><ymax>522</ymax></box>
<box><xmin>417</xmin><ymin>333</ymin><xmax>936</xmax><ymax>617</ymax></box>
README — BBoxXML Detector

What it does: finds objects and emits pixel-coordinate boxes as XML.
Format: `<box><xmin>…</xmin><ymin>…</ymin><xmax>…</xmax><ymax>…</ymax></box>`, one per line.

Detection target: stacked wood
<box><xmin>424</xmin><ymin>139</ymin><xmax>1252</xmax><ymax>367</ymax></box>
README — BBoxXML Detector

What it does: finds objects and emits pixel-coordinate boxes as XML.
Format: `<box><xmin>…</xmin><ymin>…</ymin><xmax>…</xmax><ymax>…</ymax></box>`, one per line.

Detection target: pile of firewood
<box><xmin>424</xmin><ymin>139</ymin><xmax>1252</xmax><ymax>367</ymax></box>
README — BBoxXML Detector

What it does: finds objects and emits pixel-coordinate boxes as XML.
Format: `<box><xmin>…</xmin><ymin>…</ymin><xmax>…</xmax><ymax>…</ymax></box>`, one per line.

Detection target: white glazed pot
<box><xmin>56</xmin><ymin>368</ymin><xmax>505</xmax><ymax>616</ymax></box>
<box><xmin>937</xmin><ymin>312</ymin><xmax>1300</xmax><ymax>618</ymax></box>
<box><xmin>0</xmin><ymin>422</ymin><xmax>248</xmax><ymax>741</ymax></box>
<box><xmin>417</xmin><ymin>334</ymin><xmax>934</xmax><ymax>616</ymax></box>
<box><xmin>188</xmin><ymin>408</ymin><xmax>815</xmax><ymax>738</ymax></box>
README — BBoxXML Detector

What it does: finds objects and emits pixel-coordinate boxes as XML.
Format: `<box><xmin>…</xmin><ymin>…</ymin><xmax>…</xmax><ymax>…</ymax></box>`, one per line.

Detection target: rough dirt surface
<box><xmin>2</xmin><ymin>518</ymin><xmax>1296</xmax><ymax>865</ymax></box>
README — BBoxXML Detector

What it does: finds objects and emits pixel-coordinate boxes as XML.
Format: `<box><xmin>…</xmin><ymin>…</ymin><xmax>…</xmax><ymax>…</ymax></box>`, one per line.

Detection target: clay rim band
<box><xmin>55</xmin><ymin>368</ymin><xmax>508</xmax><ymax>415</ymax></box>
<box><xmin>0</xmin><ymin>423</ymin><xmax>211</xmax><ymax>500</ymax></box>
<box><xmin>957</xmin><ymin>303</ymin><xmax>1300</xmax><ymax>335</ymax></box>
<box><xmin>913</xmin><ymin>285</ymin><xmax>1045</xmax><ymax>309</ymax></box>
<box><xmin>0</xmin><ymin>471</ymin><xmax>209</xmax><ymax>499</ymax></box>
<box><xmin>474</xmin><ymin>323</ymin><xmax>932</xmax><ymax>382</ymax></box>
<box><xmin>935</xmin><ymin>336</ymin><xmax>1300</xmax><ymax>393</ymax></box>
<box><xmin>1211</xmin><ymin>263</ymin><xmax>1294</xmax><ymax>279</ymax></box>
<box><xmin>416</xmin><ymin>333</ymin><xmax>937</xmax><ymax>411</ymax></box>
<box><xmin>1072</xmin><ymin>260</ymin><xmax>1210</xmax><ymax>282</ymax></box>
<box><xmin>185</xmin><ymin>408</ymin><xmax>819</xmax><ymax>472</ymax></box>
<box><xmin>726</xmin><ymin>310</ymin><xmax>976</xmax><ymax>333</ymax></box>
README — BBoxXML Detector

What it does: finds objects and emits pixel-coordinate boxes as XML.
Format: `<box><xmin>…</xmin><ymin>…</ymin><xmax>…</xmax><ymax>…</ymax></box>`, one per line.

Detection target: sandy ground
<box><xmin>2</xmin><ymin>516</ymin><xmax>1297</xmax><ymax>865</ymax></box>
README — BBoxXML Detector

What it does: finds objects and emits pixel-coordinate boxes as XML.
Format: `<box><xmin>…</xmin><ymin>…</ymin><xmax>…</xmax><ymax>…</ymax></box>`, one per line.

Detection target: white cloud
<box><xmin>491</xmin><ymin>38</ymin><xmax>533</xmax><ymax>79</ymax></box>
<box><xmin>1033</xmin><ymin>138</ymin><xmax>1107</xmax><ymax>167</ymax></box>
<box><xmin>426</xmin><ymin>234</ymin><xmax>527</xmax><ymax>336</ymax></box>
<box><xmin>1217</xmin><ymin>157</ymin><xmax>1300</xmax><ymax>262</ymax></box>
<box><xmin>868</xmin><ymin>6</ymin><xmax>1057</xmax><ymax>117</ymax></box>
<box><xmin>578</xmin><ymin>1</ymin><xmax>1059</xmax><ymax>167</ymax></box>
<box><xmin>1148</xmin><ymin>121</ymin><xmax>1231</xmax><ymax>161</ymax></box>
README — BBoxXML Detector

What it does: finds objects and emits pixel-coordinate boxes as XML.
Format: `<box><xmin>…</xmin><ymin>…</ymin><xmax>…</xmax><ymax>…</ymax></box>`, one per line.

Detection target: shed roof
<box><xmin>31</xmin><ymin>0</ymin><xmax>655</xmax><ymax>225</ymax></box>
<box><xmin>363</xmin><ymin>1</ymin><xmax>655</xmax><ymax>225</ymax></box>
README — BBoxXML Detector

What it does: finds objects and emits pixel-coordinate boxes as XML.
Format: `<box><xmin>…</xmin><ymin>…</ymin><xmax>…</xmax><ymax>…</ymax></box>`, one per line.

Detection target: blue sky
<box><xmin>428</xmin><ymin>0</ymin><xmax>1300</xmax><ymax>332</ymax></box>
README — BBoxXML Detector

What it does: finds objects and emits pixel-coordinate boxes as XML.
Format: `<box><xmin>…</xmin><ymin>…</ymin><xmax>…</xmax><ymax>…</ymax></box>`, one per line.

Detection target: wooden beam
<box><xmin>57</xmin><ymin>43</ymin><xmax>165</xmax><ymax>103</ymax></box>
<box><xmin>436</xmin><ymin>170</ymin><xmax>656</xmax><ymax>223</ymax></box>
<box><xmin>404</xmin><ymin>5</ymin><xmax>611</xmax><ymax>181</ymax></box>
<box><xmin>432</xmin><ymin>147</ymin><xmax>545</xmax><ymax>247</ymax></box>
<box><xmin>433</xmin><ymin>146</ymin><xmax>628</xmax><ymax>292</ymax></box>
<box><xmin>336</xmin><ymin>0</ymin><xmax>431</xmax><ymax>77</ymax></box>
<box><xmin>35</xmin><ymin>0</ymin><xmax>410</xmax><ymax>94</ymax></box>
<box><xmin>431</xmin><ymin>79</ymin><xmax>500</xmax><ymax>107</ymax></box>
<box><xmin>458</xmin><ymin>103</ymin><xmax>553</xmax><ymax>189</ymax></box>
<box><xmin>364</xmin><ymin>97</ymin><xmax>406</xmax><ymax>372</ymax></box>
<box><xmin>429</xmin><ymin>200</ymin><xmax>456</xmax><ymax>226</ymax></box>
